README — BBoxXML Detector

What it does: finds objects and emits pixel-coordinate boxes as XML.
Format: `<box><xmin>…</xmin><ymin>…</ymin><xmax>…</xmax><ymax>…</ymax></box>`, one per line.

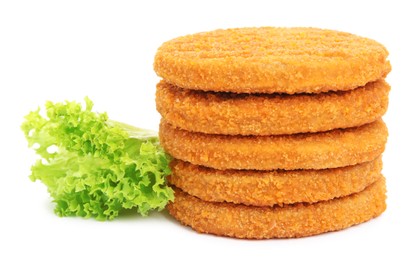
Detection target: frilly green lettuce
<box><xmin>21</xmin><ymin>97</ymin><xmax>173</xmax><ymax>220</ymax></box>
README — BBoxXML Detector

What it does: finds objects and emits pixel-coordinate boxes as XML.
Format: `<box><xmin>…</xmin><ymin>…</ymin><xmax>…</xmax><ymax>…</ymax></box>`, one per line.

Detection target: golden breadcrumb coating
<box><xmin>156</xmin><ymin>79</ymin><xmax>390</xmax><ymax>135</ymax></box>
<box><xmin>167</xmin><ymin>177</ymin><xmax>386</xmax><ymax>239</ymax></box>
<box><xmin>159</xmin><ymin>119</ymin><xmax>388</xmax><ymax>170</ymax></box>
<box><xmin>154</xmin><ymin>27</ymin><xmax>390</xmax><ymax>94</ymax></box>
<box><xmin>168</xmin><ymin>157</ymin><xmax>382</xmax><ymax>206</ymax></box>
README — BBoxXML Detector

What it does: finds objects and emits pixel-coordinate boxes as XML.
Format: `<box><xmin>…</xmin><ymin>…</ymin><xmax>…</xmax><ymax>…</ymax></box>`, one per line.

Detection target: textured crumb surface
<box><xmin>159</xmin><ymin>119</ymin><xmax>388</xmax><ymax>170</ymax></box>
<box><xmin>154</xmin><ymin>27</ymin><xmax>390</xmax><ymax>94</ymax></box>
<box><xmin>168</xmin><ymin>157</ymin><xmax>382</xmax><ymax>206</ymax></box>
<box><xmin>167</xmin><ymin>177</ymin><xmax>386</xmax><ymax>239</ymax></box>
<box><xmin>156</xmin><ymin>79</ymin><xmax>390</xmax><ymax>135</ymax></box>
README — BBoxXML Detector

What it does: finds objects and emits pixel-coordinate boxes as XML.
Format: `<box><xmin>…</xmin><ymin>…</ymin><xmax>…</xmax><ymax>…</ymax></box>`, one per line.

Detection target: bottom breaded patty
<box><xmin>168</xmin><ymin>157</ymin><xmax>382</xmax><ymax>206</ymax></box>
<box><xmin>167</xmin><ymin>176</ymin><xmax>386</xmax><ymax>239</ymax></box>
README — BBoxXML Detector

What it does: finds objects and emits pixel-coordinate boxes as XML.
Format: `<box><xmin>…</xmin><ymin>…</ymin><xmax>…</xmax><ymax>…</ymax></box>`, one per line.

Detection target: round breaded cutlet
<box><xmin>167</xmin><ymin>177</ymin><xmax>386</xmax><ymax>239</ymax></box>
<box><xmin>159</xmin><ymin>119</ymin><xmax>388</xmax><ymax>170</ymax></box>
<box><xmin>156</xmin><ymin>79</ymin><xmax>390</xmax><ymax>135</ymax></box>
<box><xmin>168</xmin><ymin>157</ymin><xmax>382</xmax><ymax>206</ymax></box>
<box><xmin>154</xmin><ymin>27</ymin><xmax>390</xmax><ymax>94</ymax></box>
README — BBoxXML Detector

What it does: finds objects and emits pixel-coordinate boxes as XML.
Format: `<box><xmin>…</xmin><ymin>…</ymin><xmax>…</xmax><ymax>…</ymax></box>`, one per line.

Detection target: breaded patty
<box><xmin>168</xmin><ymin>157</ymin><xmax>382</xmax><ymax>206</ymax></box>
<box><xmin>156</xmin><ymin>79</ymin><xmax>390</xmax><ymax>135</ymax></box>
<box><xmin>159</xmin><ymin>119</ymin><xmax>388</xmax><ymax>170</ymax></box>
<box><xmin>167</xmin><ymin>177</ymin><xmax>386</xmax><ymax>239</ymax></box>
<box><xmin>154</xmin><ymin>27</ymin><xmax>390</xmax><ymax>94</ymax></box>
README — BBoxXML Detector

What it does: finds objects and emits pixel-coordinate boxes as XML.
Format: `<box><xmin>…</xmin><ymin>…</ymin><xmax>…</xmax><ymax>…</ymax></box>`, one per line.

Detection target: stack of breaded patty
<box><xmin>154</xmin><ymin>27</ymin><xmax>391</xmax><ymax>239</ymax></box>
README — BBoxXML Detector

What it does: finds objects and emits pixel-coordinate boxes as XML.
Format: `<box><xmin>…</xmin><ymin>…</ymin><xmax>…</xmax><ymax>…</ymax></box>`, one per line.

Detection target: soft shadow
<box><xmin>115</xmin><ymin>208</ymin><xmax>173</xmax><ymax>222</ymax></box>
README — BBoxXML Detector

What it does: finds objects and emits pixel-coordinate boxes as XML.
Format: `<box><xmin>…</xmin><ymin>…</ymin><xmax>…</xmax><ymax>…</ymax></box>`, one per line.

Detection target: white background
<box><xmin>1</xmin><ymin>0</ymin><xmax>411</xmax><ymax>259</ymax></box>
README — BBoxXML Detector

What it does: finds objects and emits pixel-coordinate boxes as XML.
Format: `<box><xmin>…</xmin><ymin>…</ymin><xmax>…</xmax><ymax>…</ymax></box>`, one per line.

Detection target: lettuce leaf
<box><xmin>21</xmin><ymin>97</ymin><xmax>173</xmax><ymax>220</ymax></box>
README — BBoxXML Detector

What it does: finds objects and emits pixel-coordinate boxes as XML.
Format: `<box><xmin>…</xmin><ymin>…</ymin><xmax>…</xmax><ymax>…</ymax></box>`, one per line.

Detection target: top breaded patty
<box><xmin>154</xmin><ymin>27</ymin><xmax>390</xmax><ymax>94</ymax></box>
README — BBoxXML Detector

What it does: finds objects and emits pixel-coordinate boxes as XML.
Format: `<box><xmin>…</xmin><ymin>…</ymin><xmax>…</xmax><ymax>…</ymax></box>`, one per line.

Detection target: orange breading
<box><xmin>168</xmin><ymin>157</ymin><xmax>382</xmax><ymax>206</ymax></box>
<box><xmin>154</xmin><ymin>27</ymin><xmax>390</xmax><ymax>94</ymax></box>
<box><xmin>167</xmin><ymin>177</ymin><xmax>386</xmax><ymax>239</ymax></box>
<box><xmin>156</xmin><ymin>79</ymin><xmax>390</xmax><ymax>135</ymax></box>
<box><xmin>159</xmin><ymin>119</ymin><xmax>388</xmax><ymax>170</ymax></box>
